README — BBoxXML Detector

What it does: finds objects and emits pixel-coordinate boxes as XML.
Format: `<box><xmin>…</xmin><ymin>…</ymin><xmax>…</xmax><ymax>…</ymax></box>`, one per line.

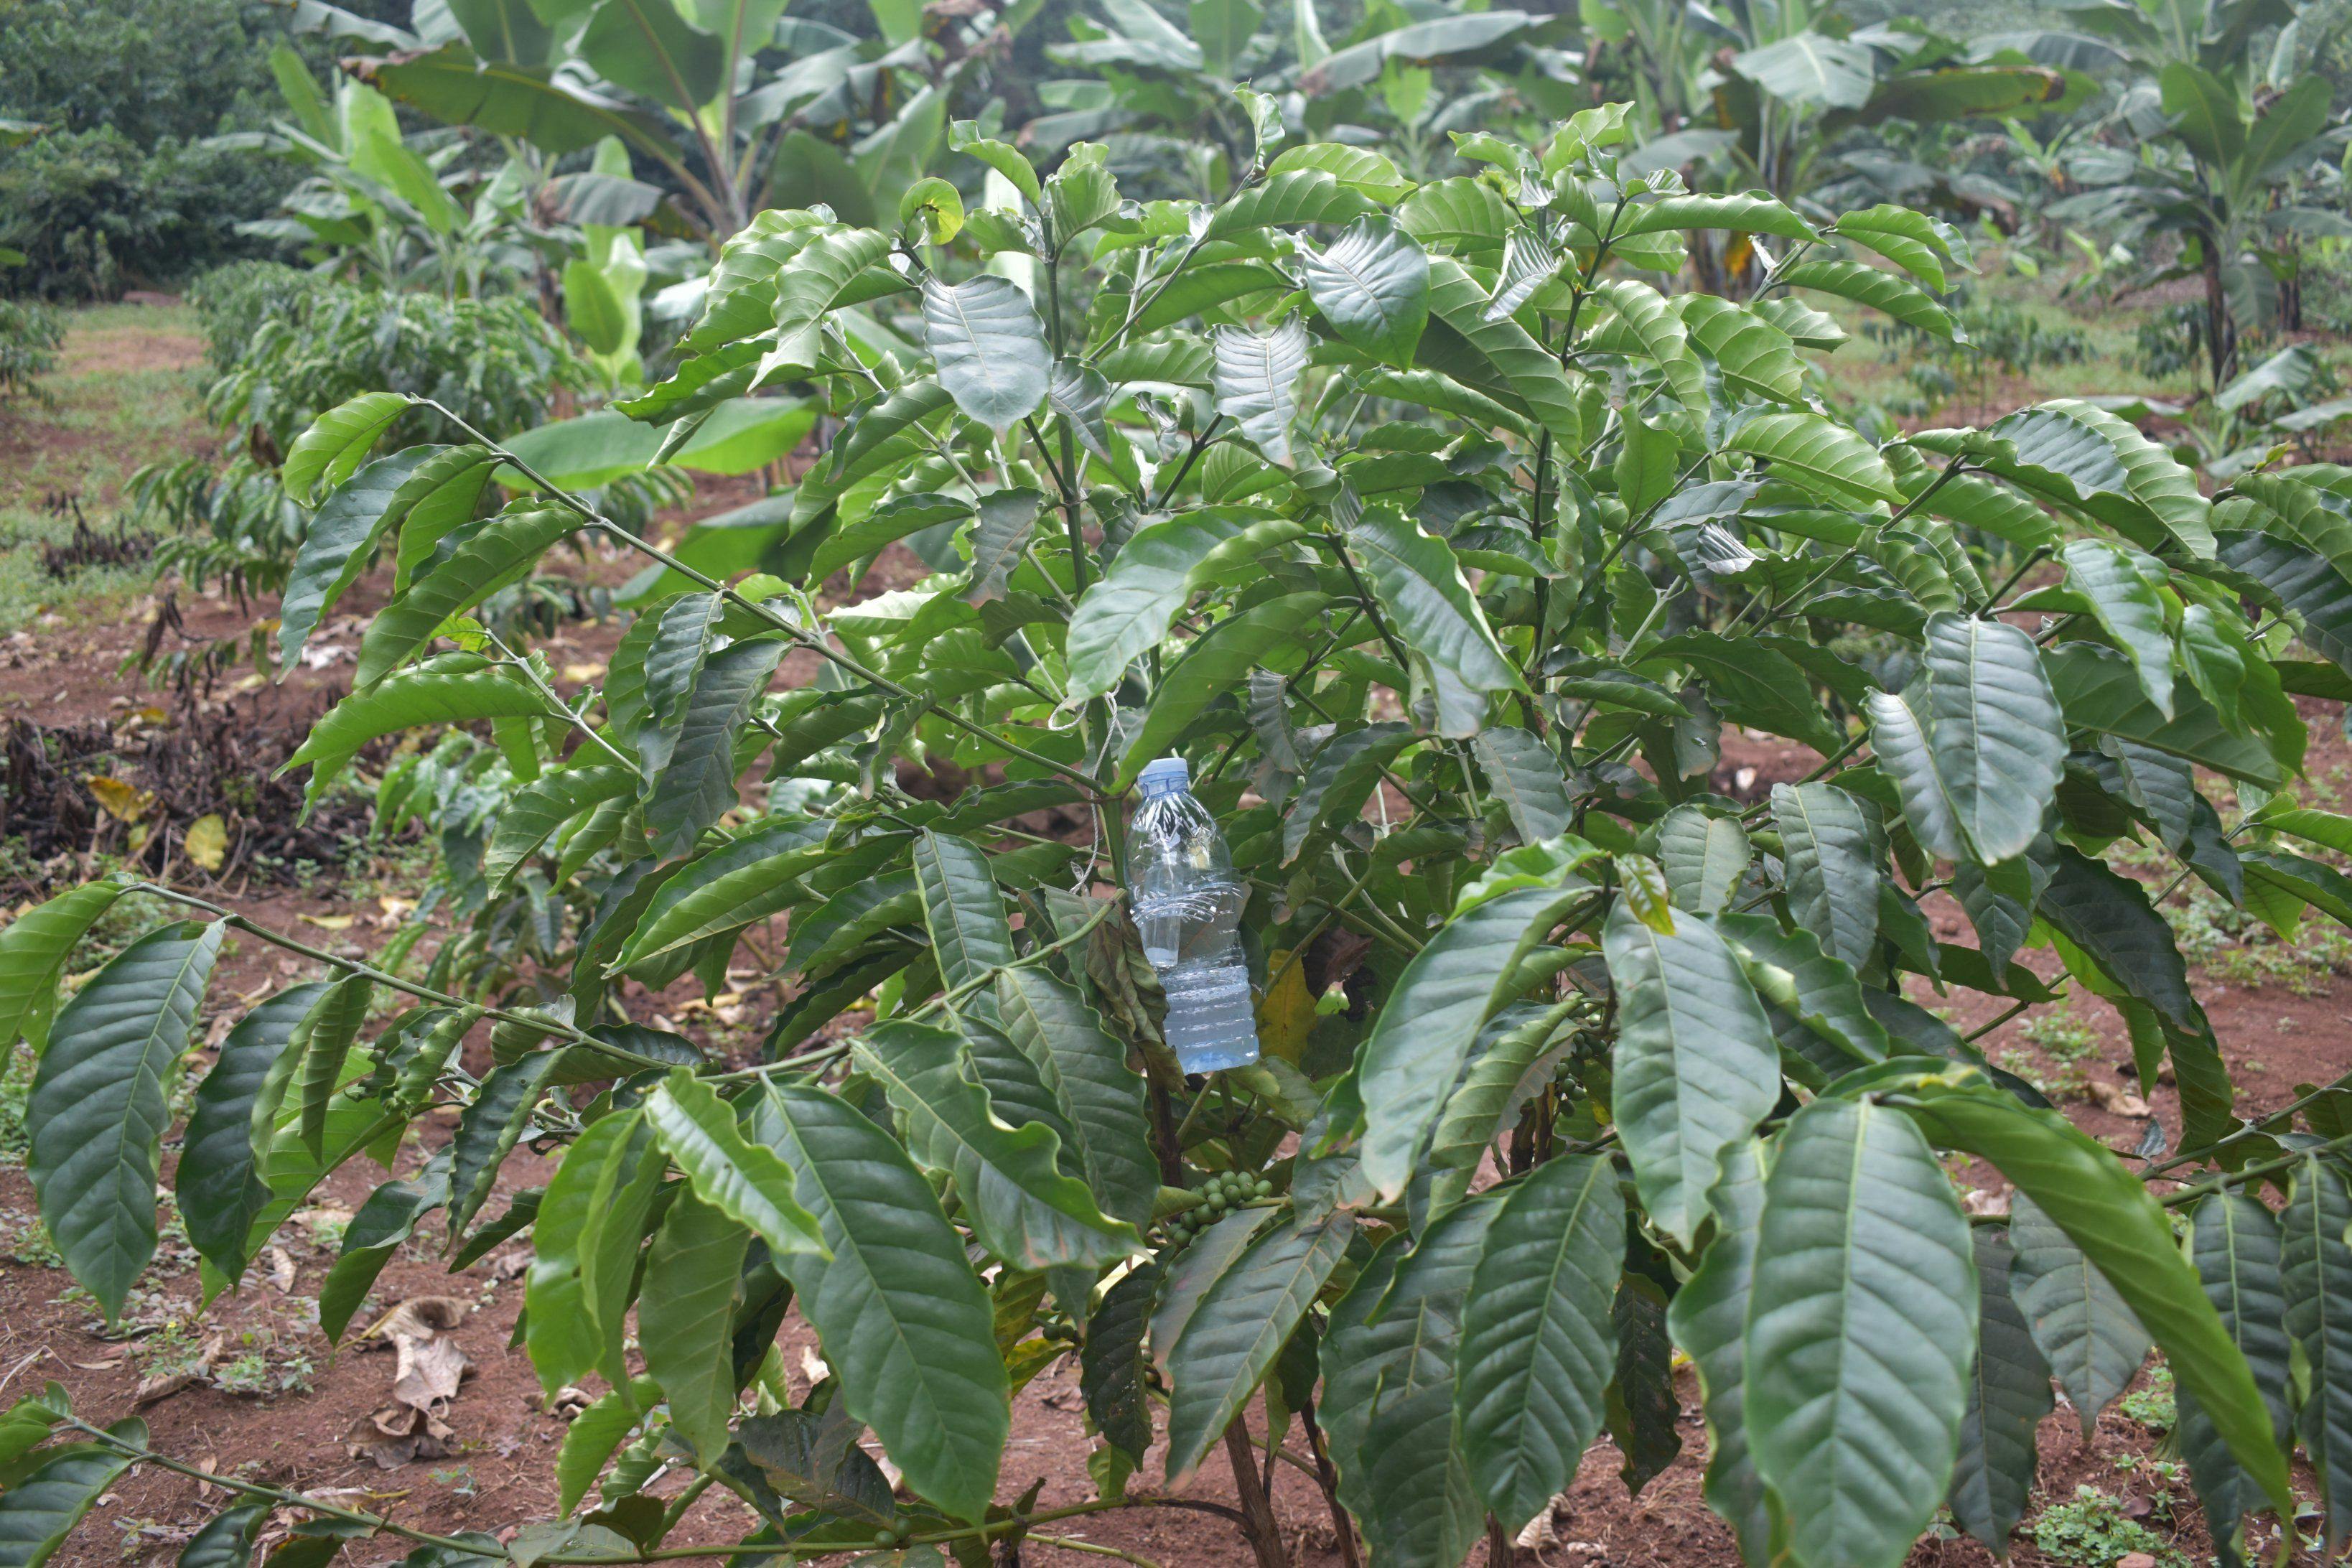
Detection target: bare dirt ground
<box><xmin>1</xmin><ymin>312</ymin><xmax>2346</xmax><ymax>1568</ymax></box>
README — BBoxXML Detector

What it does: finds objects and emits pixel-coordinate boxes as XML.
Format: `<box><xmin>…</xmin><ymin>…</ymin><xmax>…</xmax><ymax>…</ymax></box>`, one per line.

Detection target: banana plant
<box><xmin>1587</xmin><ymin>0</ymin><xmax>2068</xmax><ymax>215</ymax></box>
<box><xmin>2052</xmin><ymin>65</ymin><xmax>2348</xmax><ymax>387</ymax></box>
<box><xmin>8</xmin><ymin>105</ymin><xmax>2352</xmax><ymax>1568</ymax></box>
<box><xmin>1030</xmin><ymin>0</ymin><xmax>1575</xmax><ymax>193</ymax></box>
<box><xmin>324</xmin><ymin>0</ymin><xmax>1019</xmax><ymax>243</ymax></box>
<box><xmin>218</xmin><ymin>45</ymin><xmax>545</xmax><ymax>297</ymax></box>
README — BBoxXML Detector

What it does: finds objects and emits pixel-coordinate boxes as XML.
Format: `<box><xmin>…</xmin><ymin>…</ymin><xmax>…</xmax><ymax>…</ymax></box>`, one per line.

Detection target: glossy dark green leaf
<box><xmin>2284</xmin><ymin>1157</ymin><xmax>2352</xmax><ymax>1551</ymax></box>
<box><xmin>1605</xmin><ymin>1270</ymin><xmax>1681</xmax><ymax>1498</ymax></box>
<box><xmin>1114</xmin><ymin>592</ymin><xmax>1328</xmax><ymax>790</ymax></box>
<box><xmin>1948</xmin><ymin>1226</ymin><xmax>2053</xmax><ymax>1553</ymax></box>
<box><xmin>0</xmin><ymin>878</ymin><xmax>126</xmax><ymax>1054</ymax></box>
<box><xmin>1150</xmin><ymin>1208</ymin><xmax>1275</xmax><ymax>1373</ymax></box>
<box><xmin>278</xmin><ymin>447</ymin><xmax>439</xmax><ymax>673</ymax></box>
<box><xmin>923</xmin><ymin>276</ymin><xmax>1050</xmax><ymax>437</ymax></box>
<box><xmin>2008</xmin><ymin>1187</ymin><xmax>2150</xmax><ymax>1434</ymax></box>
<box><xmin>854</xmin><ymin>1021</ymin><xmax>1139</xmax><ymax>1269</ymax></box>
<box><xmin>555</xmin><ymin>1378</ymin><xmax>656</xmax><ymax>1517</ymax></box>
<box><xmin>639</xmin><ymin>1190</ymin><xmax>750</xmax><ymax>1464</ymax></box>
<box><xmin>178</xmin><ymin>1503</ymin><xmax>269</xmax><ymax>1568</ymax></box>
<box><xmin>291</xmin><ymin>975</ymin><xmax>373</xmax><ymax>1157</ymax></box>
<box><xmin>913</xmin><ymin>830</ymin><xmax>1015</xmax><ymax>994</ymax></box>
<box><xmin>1745</xmin><ymin>1098</ymin><xmax>1976</xmax><ymax>1568</ymax></box>
<box><xmin>1770</xmin><ymin>782</ymin><xmax>1881</xmax><ymax>969</ymax></box>
<box><xmin>1213</xmin><ymin>319</ymin><xmax>1310</xmax><ymax>467</ymax></box>
<box><xmin>1066</xmin><ymin>510</ymin><xmax>1288</xmax><ymax>701</ymax></box>
<box><xmin>1347</xmin><ymin>501</ymin><xmax>1524</xmax><ymax>730</ymax></box>
<box><xmin>1163</xmin><ymin>1213</ymin><xmax>1352</xmax><ymax>1485</ymax></box>
<box><xmin>2044</xmin><ymin>640</ymin><xmax>2282</xmax><ymax>785</ymax></box>
<box><xmin>28</xmin><ymin>921</ymin><xmax>223</xmax><ymax>1319</ymax></box>
<box><xmin>1282</xmin><ymin>722</ymin><xmax>1417</xmax><ymax>862</ymax></box>
<box><xmin>283</xmin><ymin>391</ymin><xmax>407</xmax><ymax>505</ymax></box>
<box><xmin>1666</xmin><ymin>1139</ymin><xmax>1773</xmax><ymax>1562</ymax></box>
<box><xmin>1898</xmin><ymin>1083</ymin><xmax>2293</xmax><ymax>1517</ymax></box>
<box><xmin>1081</xmin><ymin>1259</ymin><xmax>1158</xmax><ymax>1465</ymax></box>
<box><xmin>0</xmin><ymin>1421</ymin><xmax>143</xmax><ymax>1568</ymax></box>
<box><xmin>178</xmin><ymin>981</ymin><xmax>329</xmax><ymax>1282</ymax></box>
<box><xmin>355</xmin><ymin>506</ymin><xmax>582</xmax><ymax>687</ymax></box>
<box><xmin>1602</xmin><ymin>903</ymin><xmax>1780</xmax><ymax>1246</ymax></box>
<box><xmin>1358</xmin><ymin>885</ymin><xmax>1590</xmax><ymax>1198</ymax></box>
<box><xmin>1473</xmin><ymin>729</ymin><xmax>1574</xmax><ymax>843</ymax></box>
<box><xmin>320</xmin><ymin>1160</ymin><xmax>449</xmax><ymax>1343</ymax></box>
<box><xmin>643</xmin><ymin>638</ymin><xmax>785</xmax><ymax>859</ymax></box>
<box><xmin>482</xmin><ymin>764</ymin><xmax>637</xmax><ymax>895</ymax></box>
<box><xmin>644</xmin><ymin>1072</ymin><xmax>824</xmax><ymax>1262</ymax></box>
<box><xmin>963</xmin><ymin>487</ymin><xmax>1043</xmax><ymax>605</ymax></box>
<box><xmin>755</xmin><ymin>1083</ymin><xmax>1009</xmax><ymax>1522</ymax></box>
<box><xmin>2061</xmin><ymin>538</ymin><xmax>2175</xmax><ymax>717</ymax></box>
<box><xmin>1322</xmin><ymin>1203</ymin><xmax>1491</xmax><ymax>1568</ymax></box>
<box><xmin>613</xmin><ymin>817</ymin><xmax>830</xmax><ymax>973</ymax></box>
<box><xmin>445</xmin><ymin>1050</ymin><xmax>559</xmax><ymax>1243</ymax></box>
<box><xmin>1871</xmin><ymin>612</ymin><xmax>2066</xmax><ymax>867</ymax></box>
<box><xmin>2178</xmin><ymin>1190</ymin><xmax>2292</xmax><ymax>1563</ymax></box>
<box><xmin>996</xmin><ymin>968</ymin><xmax>1159</xmax><ymax>1231</ymax></box>
<box><xmin>1456</xmin><ymin>1155</ymin><xmax>1622</xmax><ymax>1529</ymax></box>
<box><xmin>1299</xmin><ymin>220</ymin><xmax>1429</xmax><ymax>368</ymax></box>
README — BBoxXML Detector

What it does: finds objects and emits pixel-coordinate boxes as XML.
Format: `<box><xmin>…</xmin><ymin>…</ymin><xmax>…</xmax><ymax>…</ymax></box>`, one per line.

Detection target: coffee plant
<box><xmin>5</xmin><ymin>106</ymin><xmax>2351</xmax><ymax>1568</ymax></box>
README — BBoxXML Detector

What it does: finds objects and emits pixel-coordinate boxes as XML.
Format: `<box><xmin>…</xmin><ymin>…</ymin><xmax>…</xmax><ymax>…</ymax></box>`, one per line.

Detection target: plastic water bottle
<box><xmin>1129</xmin><ymin>756</ymin><xmax>1259</xmax><ymax>1073</ymax></box>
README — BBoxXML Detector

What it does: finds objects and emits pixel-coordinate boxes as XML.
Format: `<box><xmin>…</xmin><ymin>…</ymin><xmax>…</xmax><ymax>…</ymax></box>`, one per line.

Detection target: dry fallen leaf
<box><xmin>561</xmin><ymin>661</ymin><xmax>607</xmax><ymax>683</ymax></box>
<box><xmin>2089</xmin><ymin>1081</ymin><xmax>2152</xmax><ymax>1118</ymax></box>
<box><xmin>184</xmin><ymin>814</ymin><xmax>228</xmax><ymax>872</ymax></box>
<box><xmin>133</xmin><ymin>1370</ymin><xmax>201</xmax><ymax>1408</ymax></box>
<box><xmin>265</xmin><ymin>1246</ymin><xmax>299</xmax><ymax>1292</ymax></box>
<box><xmin>299</xmin><ymin>913</ymin><xmax>356</xmax><ymax>933</ymax></box>
<box><xmin>352</xmin><ymin>1297</ymin><xmax>472</xmax><ymax>1469</ymax></box>
<box><xmin>85</xmin><ymin>775</ymin><xmax>156</xmax><ymax>824</ymax></box>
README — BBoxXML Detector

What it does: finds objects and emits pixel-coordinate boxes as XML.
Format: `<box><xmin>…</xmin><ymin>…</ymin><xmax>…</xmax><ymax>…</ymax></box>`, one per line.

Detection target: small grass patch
<box><xmin>0</xmin><ymin>304</ymin><xmax>206</xmax><ymax>635</ymax></box>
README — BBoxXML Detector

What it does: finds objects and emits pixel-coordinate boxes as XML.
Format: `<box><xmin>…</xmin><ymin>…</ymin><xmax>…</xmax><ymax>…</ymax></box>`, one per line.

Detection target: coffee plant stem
<box><xmin>1027</xmin><ymin>1532</ymin><xmax>1167</xmax><ymax>1568</ymax></box>
<box><xmin>59</xmin><ymin>1418</ymin><xmax>489</xmax><ymax>1557</ymax></box>
<box><xmin>119</xmin><ymin>882</ymin><xmax>678</xmax><ymax>1065</ymax></box>
<box><xmin>1982</xmin><ymin>544</ymin><xmax>2056</xmax><ymax>612</ymax></box>
<box><xmin>480</xmin><ymin>624</ymin><xmax>642</xmax><ymax>776</ymax></box>
<box><xmin>2144</xmin><ymin>1070</ymin><xmax>2352</xmax><ymax>1175</ymax></box>
<box><xmin>707</xmin><ymin>897</ymin><xmax>1120</xmax><ymax>1086</ymax></box>
<box><xmin>1295</xmin><ymin>1399</ymin><xmax>1363</xmax><ymax>1568</ymax></box>
<box><xmin>1961</xmin><ymin>998</ymin><xmax>2035</xmax><ymax>1044</ymax></box>
<box><xmin>414</xmin><ymin>398</ymin><xmax>1107</xmax><ymax>798</ymax></box>
<box><xmin>1264</xmin><ymin>845</ymin><xmax>1399</xmax><ymax>997</ymax></box>
<box><xmin>2154</xmin><ymin>1131</ymin><xmax>2352</xmax><ymax>1208</ymax></box>
<box><xmin>1223</xmin><ymin>1416</ymin><xmax>1292</xmax><ymax>1568</ymax></box>
<box><xmin>1147</xmin><ymin>416</ymin><xmax>1226</xmax><ymax>512</ymax></box>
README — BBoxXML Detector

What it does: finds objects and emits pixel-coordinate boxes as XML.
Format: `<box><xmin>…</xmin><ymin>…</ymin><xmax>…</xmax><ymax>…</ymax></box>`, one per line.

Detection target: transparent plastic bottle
<box><xmin>1128</xmin><ymin>756</ymin><xmax>1259</xmax><ymax>1073</ymax></box>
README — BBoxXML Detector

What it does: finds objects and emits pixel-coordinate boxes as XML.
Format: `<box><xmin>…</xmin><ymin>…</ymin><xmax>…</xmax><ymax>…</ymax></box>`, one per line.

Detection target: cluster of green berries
<box><xmin>1158</xmin><ymin>1170</ymin><xmax>1274</xmax><ymax>1249</ymax></box>
<box><xmin>869</xmin><ymin>1521</ymin><xmax>913</xmax><ymax>1549</ymax></box>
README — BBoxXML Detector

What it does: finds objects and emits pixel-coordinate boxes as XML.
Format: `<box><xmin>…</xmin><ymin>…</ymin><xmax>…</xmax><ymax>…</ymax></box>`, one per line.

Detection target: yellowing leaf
<box><xmin>1256</xmin><ymin>950</ymin><xmax>1317</xmax><ymax>1063</ymax></box>
<box><xmin>299</xmin><ymin>913</ymin><xmax>356</xmax><ymax>932</ymax></box>
<box><xmin>184</xmin><ymin>815</ymin><xmax>228</xmax><ymax>872</ymax></box>
<box><xmin>85</xmin><ymin>775</ymin><xmax>155</xmax><ymax>823</ymax></box>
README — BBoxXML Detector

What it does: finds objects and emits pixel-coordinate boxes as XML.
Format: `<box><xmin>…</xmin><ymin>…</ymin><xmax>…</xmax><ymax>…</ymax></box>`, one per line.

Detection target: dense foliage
<box><xmin>131</xmin><ymin>279</ymin><xmax>591</xmax><ymax>597</ymax></box>
<box><xmin>0</xmin><ymin>0</ymin><xmax>368</xmax><ymax>298</ymax></box>
<box><xmin>0</xmin><ymin>296</ymin><xmax>64</xmax><ymax>406</ymax></box>
<box><xmin>6</xmin><ymin>103</ymin><xmax>2352</xmax><ymax>1568</ymax></box>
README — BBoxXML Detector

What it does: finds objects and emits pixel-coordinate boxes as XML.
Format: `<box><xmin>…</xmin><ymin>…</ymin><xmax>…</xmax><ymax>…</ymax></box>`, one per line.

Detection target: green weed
<box><xmin>2030</xmin><ymin>1485</ymin><xmax>2188</xmax><ymax>1568</ymax></box>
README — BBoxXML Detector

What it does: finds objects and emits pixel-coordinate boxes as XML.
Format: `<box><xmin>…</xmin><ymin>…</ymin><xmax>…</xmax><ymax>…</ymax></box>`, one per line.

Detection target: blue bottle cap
<box><xmin>1138</xmin><ymin>755</ymin><xmax>1190</xmax><ymax>797</ymax></box>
